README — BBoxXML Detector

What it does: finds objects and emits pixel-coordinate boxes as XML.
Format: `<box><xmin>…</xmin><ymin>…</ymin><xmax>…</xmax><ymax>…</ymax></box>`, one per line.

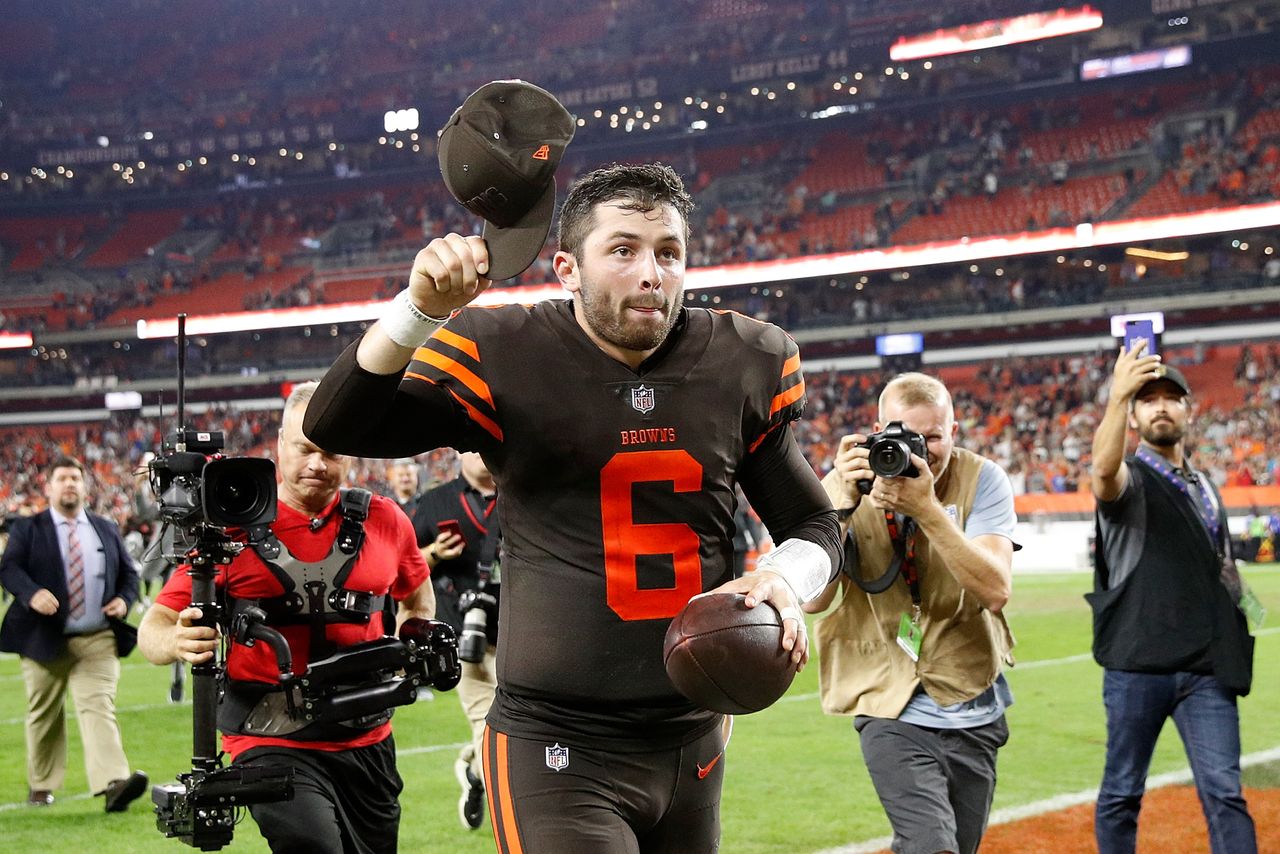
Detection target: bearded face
<box><xmin>559</xmin><ymin>202</ymin><xmax>687</xmax><ymax>363</ymax></box>
<box><xmin>1130</xmin><ymin>383</ymin><xmax>1189</xmax><ymax>448</ymax></box>
<box><xmin>576</xmin><ymin>261</ymin><xmax>681</xmax><ymax>353</ymax></box>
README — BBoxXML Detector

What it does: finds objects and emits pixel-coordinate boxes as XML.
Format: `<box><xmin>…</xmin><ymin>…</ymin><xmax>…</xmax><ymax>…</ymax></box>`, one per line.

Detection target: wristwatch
<box><xmin>835</xmin><ymin>506</ymin><xmax>857</xmax><ymax>522</ymax></box>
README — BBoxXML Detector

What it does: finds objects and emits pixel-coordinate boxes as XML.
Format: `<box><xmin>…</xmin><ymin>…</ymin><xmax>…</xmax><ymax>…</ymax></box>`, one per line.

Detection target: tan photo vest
<box><xmin>815</xmin><ymin>447</ymin><xmax>1015</xmax><ymax>718</ymax></box>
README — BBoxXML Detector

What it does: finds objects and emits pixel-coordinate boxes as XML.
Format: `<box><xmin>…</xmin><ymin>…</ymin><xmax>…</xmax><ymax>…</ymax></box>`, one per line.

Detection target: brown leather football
<box><xmin>662</xmin><ymin>592</ymin><xmax>799</xmax><ymax>714</ymax></box>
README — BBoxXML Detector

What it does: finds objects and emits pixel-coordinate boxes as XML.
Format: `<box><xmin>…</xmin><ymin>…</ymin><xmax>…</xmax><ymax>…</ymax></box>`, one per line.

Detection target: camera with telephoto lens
<box><xmin>456</xmin><ymin>573</ymin><xmax>497</xmax><ymax>664</ymax></box>
<box><xmin>856</xmin><ymin>421</ymin><xmax>928</xmax><ymax>494</ymax></box>
<box><xmin>149</xmin><ymin>429</ymin><xmax>277</xmax><ymax>533</ymax></box>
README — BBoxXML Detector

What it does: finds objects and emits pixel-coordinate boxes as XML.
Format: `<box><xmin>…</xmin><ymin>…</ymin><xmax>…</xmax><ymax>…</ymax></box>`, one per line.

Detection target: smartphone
<box><xmin>1123</xmin><ymin>319</ymin><xmax>1158</xmax><ymax>356</ymax></box>
<box><xmin>437</xmin><ymin>519</ymin><xmax>466</xmax><ymax>546</ymax></box>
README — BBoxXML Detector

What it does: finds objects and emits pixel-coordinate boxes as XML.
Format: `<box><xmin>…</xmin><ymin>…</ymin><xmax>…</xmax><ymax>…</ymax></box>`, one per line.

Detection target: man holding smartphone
<box><xmin>413</xmin><ymin>450</ymin><xmax>499</xmax><ymax>830</ymax></box>
<box><xmin>1088</xmin><ymin>340</ymin><xmax>1256</xmax><ymax>854</ymax></box>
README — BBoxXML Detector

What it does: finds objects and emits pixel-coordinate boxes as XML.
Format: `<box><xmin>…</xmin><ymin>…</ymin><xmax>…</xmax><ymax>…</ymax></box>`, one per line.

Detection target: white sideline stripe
<box><xmin>397</xmin><ymin>740</ymin><xmax>469</xmax><ymax>757</ymax></box>
<box><xmin>811</xmin><ymin>744</ymin><xmax>1280</xmax><ymax>853</ymax></box>
<box><xmin>0</xmin><ymin>658</ymin><xmax>159</xmax><ymax>682</ymax></box>
<box><xmin>0</xmin><ymin>791</ymin><xmax>93</xmax><ymax>812</ymax></box>
<box><xmin>0</xmin><ymin>741</ymin><xmax>470</xmax><ymax>812</ymax></box>
<box><xmin>0</xmin><ymin>701</ymin><xmax>179</xmax><ymax>727</ymax></box>
<box><xmin>4</xmin><ymin>633</ymin><xmax>1278</xmax><ymax>817</ymax></box>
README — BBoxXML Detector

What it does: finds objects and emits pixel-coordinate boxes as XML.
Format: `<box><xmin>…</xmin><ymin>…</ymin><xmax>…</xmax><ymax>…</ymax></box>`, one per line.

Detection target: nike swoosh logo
<box><xmin>696</xmin><ymin>752</ymin><xmax>723</xmax><ymax>780</ymax></box>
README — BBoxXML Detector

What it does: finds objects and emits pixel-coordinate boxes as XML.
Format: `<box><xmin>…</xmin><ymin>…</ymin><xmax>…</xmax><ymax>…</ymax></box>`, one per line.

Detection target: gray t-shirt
<box><xmin>898</xmin><ymin>458</ymin><xmax>1018</xmax><ymax>729</ymax></box>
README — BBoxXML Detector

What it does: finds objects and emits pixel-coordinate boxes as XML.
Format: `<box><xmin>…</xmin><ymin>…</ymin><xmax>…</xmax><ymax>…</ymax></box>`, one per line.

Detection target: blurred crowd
<box><xmin>2</xmin><ymin>344</ymin><xmax>1277</xmax><ymax>543</ymax></box>
<box><xmin>3</xmin><ymin>54</ymin><xmax>1277</xmax><ymax>342</ymax></box>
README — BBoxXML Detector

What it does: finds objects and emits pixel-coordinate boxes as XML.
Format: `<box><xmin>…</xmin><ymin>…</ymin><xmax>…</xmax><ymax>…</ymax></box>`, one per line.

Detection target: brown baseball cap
<box><xmin>438</xmin><ymin>80</ymin><xmax>575</xmax><ymax>281</ymax></box>
<box><xmin>1137</xmin><ymin>363</ymin><xmax>1191</xmax><ymax>397</ymax></box>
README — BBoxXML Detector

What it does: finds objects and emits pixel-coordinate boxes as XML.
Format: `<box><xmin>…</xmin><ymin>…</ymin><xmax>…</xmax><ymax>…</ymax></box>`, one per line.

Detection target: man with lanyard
<box><xmin>805</xmin><ymin>372</ymin><xmax>1017</xmax><ymax>854</ymax></box>
<box><xmin>138</xmin><ymin>382</ymin><xmax>436</xmax><ymax>853</ymax></box>
<box><xmin>1089</xmin><ymin>344</ymin><xmax>1257</xmax><ymax>854</ymax></box>
<box><xmin>414</xmin><ymin>450</ymin><xmax>499</xmax><ymax>830</ymax></box>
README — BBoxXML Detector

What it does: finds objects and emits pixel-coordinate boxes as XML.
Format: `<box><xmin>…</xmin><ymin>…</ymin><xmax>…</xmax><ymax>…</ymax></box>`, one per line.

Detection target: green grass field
<box><xmin>2</xmin><ymin>566</ymin><xmax>1277</xmax><ymax>852</ymax></box>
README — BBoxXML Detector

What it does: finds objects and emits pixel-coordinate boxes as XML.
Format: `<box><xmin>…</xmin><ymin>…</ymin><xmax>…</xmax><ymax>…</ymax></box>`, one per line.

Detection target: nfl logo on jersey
<box><xmin>545</xmin><ymin>743</ymin><xmax>570</xmax><ymax>772</ymax></box>
<box><xmin>630</xmin><ymin>385</ymin><xmax>655</xmax><ymax>414</ymax></box>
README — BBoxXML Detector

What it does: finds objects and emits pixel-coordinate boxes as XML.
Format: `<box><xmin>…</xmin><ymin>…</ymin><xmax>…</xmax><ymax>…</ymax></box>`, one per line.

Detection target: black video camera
<box><xmin>153</xmin><ymin>764</ymin><xmax>293</xmax><ymax>851</ymax></box>
<box><xmin>856</xmin><ymin>421</ymin><xmax>927</xmax><ymax>494</ymax></box>
<box><xmin>149</xmin><ymin>429</ymin><xmax>277</xmax><ymax>535</ymax></box>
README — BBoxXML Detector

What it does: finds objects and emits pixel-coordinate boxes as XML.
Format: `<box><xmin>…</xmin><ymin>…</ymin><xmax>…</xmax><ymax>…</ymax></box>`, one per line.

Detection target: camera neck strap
<box><xmin>476</xmin><ymin>497</ymin><xmax>502</xmax><ymax>583</ymax></box>
<box><xmin>847</xmin><ymin>510</ymin><xmax>920</xmax><ymax>605</ymax></box>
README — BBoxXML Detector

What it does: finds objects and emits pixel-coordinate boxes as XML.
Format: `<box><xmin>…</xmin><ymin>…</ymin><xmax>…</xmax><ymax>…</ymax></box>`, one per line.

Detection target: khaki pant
<box><xmin>457</xmin><ymin>647</ymin><xmax>497</xmax><ymax>780</ymax></box>
<box><xmin>20</xmin><ymin>629</ymin><xmax>130</xmax><ymax>794</ymax></box>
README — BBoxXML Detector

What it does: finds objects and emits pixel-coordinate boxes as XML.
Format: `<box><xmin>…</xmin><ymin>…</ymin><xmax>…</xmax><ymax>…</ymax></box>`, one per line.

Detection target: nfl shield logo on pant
<box><xmin>545</xmin><ymin>743</ymin><xmax>570</xmax><ymax>772</ymax></box>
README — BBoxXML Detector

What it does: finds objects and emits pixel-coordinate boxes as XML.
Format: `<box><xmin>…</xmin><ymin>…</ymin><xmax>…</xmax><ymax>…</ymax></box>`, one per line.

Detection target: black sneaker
<box><xmin>103</xmin><ymin>771</ymin><xmax>148</xmax><ymax>813</ymax></box>
<box><xmin>454</xmin><ymin>758</ymin><xmax>484</xmax><ymax>830</ymax></box>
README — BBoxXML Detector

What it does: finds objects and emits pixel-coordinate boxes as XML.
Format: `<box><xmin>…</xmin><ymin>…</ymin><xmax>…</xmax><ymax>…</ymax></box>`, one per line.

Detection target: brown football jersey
<box><xmin>309</xmin><ymin>301</ymin><xmax>828</xmax><ymax>749</ymax></box>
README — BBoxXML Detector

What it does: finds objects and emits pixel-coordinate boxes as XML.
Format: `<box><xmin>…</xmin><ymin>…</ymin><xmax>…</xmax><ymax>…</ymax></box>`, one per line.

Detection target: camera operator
<box><xmin>138</xmin><ymin>382</ymin><xmax>435</xmax><ymax>854</ymax></box>
<box><xmin>804</xmin><ymin>373</ymin><xmax>1017</xmax><ymax>854</ymax></box>
<box><xmin>413</xmin><ymin>450</ymin><xmax>498</xmax><ymax>831</ymax></box>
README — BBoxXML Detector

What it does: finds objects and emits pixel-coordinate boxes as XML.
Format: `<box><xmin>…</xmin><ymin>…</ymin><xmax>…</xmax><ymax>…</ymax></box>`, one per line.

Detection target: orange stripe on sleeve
<box><xmin>445</xmin><ymin>386</ymin><xmax>504</xmax><ymax>443</ymax></box>
<box><xmin>400</xmin><ymin>374</ymin><xmax>503</xmax><ymax>443</ymax></box>
<box><xmin>432</xmin><ymin>326</ymin><xmax>480</xmax><ymax>361</ymax></box>
<box><xmin>748</xmin><ymin>419</ymin><xmax>784</xmax><ymax>453</ymax></box>
<box><xmin>412</xmin><ymin>349</ymin><xmax>496</xmax><ymax>409</ymax></box>
<box><xmin>769</xmin><ymin>377</ymin><xmax>805</xmax><ymax>415</ymax></box>
<box><xmin>780</xmin><ymin>352</ymin><xmax>801</xmax><ymax>379</ymax></box>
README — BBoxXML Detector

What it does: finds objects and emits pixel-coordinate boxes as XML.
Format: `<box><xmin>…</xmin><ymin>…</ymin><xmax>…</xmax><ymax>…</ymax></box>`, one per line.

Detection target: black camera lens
<box><xmin>458</xmin><ymin>606</ymin><xmax>488</xmax><ymax>664</ymax></box>
<box><xmin>869</xmin><ymin>439</ymin><xmax>912</xmax><ymax>478</ymax></box>
<box><xmin>202</xmin><ymin>458</ymin><xmax>277</xmax><ymax>528</ymax></box>
<box><xmin>212</xmin><ymin>477</ymin><xmax>257</xmax><ymax>517</ymax></box>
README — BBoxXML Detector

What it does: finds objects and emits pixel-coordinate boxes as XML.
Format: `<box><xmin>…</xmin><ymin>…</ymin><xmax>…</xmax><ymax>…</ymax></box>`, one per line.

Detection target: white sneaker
<box><xmin>454</xmin><ymin>757</ymin><xmax>484</xmax><ymax>830</ymax></box>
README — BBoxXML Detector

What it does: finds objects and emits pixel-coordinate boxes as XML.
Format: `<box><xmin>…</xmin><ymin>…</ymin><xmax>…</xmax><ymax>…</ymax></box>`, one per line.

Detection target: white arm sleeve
<box><xmin>753</xmin><ymin>538</ymin><xmax>832</xmax><ymax>604</ymax></box>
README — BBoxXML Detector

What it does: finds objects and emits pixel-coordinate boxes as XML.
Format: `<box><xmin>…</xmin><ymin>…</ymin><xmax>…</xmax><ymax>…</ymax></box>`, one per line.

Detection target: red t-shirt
<box><xmin>156</xmin><ymin>491</ymin><xmax>429</xmax><ymax>757</ymax></box>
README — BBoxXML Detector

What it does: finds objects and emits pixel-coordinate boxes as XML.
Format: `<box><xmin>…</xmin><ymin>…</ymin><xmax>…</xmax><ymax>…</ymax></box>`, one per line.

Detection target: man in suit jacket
<box><xmin>0</xmin><ymin>455</ymin><xmax>148</xmax><ymax>811</ymax></box>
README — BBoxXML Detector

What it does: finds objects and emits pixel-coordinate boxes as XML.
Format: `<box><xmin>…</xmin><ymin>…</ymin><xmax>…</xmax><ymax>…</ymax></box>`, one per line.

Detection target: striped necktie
<box><xmin>65</xmin><ymin>520</ymin><xmax>86</xmax><ymax>619</ymax></box>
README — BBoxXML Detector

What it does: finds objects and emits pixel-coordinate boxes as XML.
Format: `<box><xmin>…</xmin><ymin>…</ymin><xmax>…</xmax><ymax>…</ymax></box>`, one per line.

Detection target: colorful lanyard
<box><xmin>883</xmin><ymin>511</ymin><xmax>921</xmax><ymax>607</ymax></box>
<box><xmin>1135</xmin><ymin>445</ymin><xmax>1221</xmax><ymax>551</ymax></box>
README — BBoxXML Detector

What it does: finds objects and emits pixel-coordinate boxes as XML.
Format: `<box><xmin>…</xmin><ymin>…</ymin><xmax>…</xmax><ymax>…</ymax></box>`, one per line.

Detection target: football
<box><xmin>663</xmin><ymin>592</ymin><xmax>799</xmax><ymax>714</ymax></box>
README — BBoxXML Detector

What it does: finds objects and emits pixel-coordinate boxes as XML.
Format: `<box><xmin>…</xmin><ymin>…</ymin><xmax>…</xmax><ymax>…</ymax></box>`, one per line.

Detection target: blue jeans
<box><xmin>1095</xmin><ymin>670</ymin><xmax>1256</xmax><ymax>854</ymax></box>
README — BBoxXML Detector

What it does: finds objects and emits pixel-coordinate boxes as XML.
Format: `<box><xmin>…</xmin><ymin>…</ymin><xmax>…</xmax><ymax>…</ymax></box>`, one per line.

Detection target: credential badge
<box><xmin>630</xmin><ymin>384</ymin><xmax>655</xmax><ymax>415</ymax></box>
<box><xmin>546</xmin><ymin>743</ymin><xmax>570</xmax><ymax>772</ymax></box>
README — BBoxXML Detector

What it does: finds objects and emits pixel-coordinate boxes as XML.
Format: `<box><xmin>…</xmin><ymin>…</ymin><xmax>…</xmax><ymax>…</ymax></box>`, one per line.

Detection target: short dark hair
<box><xmin>557</xmin><ymin>163</ymin><xmax>695</xmax><ymax>258</ymax></box>
<box><xmin>45</xmin><ymin>456</ymin><xmax>86</xmax><ymax>480</ymax></box>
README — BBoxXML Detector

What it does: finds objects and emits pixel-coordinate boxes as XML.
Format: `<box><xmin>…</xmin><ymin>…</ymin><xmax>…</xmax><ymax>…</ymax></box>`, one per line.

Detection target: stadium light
<box><xmin>130</xmin><ymin>201</ymin><xmax>1280</xmax><ymax>340</ymax></box>
<box><xmin>384</xmin><ymin>108</ymin><xmax>420</xmax><ymax>134</ymax></box>
<box><xmin>134</xmin><ymin>283</ymin><xmax>568</xmax><ymax>340</ymax></box>
<box><xmin>0</xmin><ymin>332</ymin><xmax>34</xmax><ymax>350</ymax></box>
<box><xmin>890</xmin><ymin>5</ymin><xmax>1104</xmax><ymax>61</ymax></box>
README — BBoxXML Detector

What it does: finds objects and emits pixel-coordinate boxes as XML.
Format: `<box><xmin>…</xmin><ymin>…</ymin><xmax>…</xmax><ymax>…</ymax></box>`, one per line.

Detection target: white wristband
<box><xmin>380</xmin><ymin>290</ymin><xmax>451</xmax><ymax>349</ymax></box>
<box><xmin>755</xmin><ymin>538</ymin><xmax>832</xmax><ymax>604</ymax></box>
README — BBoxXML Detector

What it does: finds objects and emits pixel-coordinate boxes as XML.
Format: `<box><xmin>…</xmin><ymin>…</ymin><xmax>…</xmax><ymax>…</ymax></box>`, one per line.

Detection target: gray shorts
<box><xmin>855</xmin><ymin>715</ymin><xmax>1009</xmax><ymax>854</ymax></box>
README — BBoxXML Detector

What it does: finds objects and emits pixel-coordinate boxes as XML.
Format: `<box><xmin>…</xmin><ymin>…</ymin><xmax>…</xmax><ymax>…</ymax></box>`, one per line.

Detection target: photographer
<box><xmin>413</xmin><ymin>450</ymin><xmax>498</xmax><ymax>831</ymax></box>
<box><xmin>1088</xmin><ymin>350</ymin><xmax>1256</xmax><ymax>853</ymax></box>
<box><xmin>138</xmin><ymin>382</ymin><xmax>435</xmax><ymax>854</ymax></box>
<box><xmin>804</xmin><ymin>373</ymin><xmax>1017</xmax><ymax>854</ymax></box>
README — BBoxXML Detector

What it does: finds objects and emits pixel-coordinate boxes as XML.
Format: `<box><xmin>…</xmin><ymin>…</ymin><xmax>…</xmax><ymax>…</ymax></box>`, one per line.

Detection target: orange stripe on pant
<box><xmin>484</xmin><ymin>726</ymin><xmax>525</xmax><ymax>854</ymax></box>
